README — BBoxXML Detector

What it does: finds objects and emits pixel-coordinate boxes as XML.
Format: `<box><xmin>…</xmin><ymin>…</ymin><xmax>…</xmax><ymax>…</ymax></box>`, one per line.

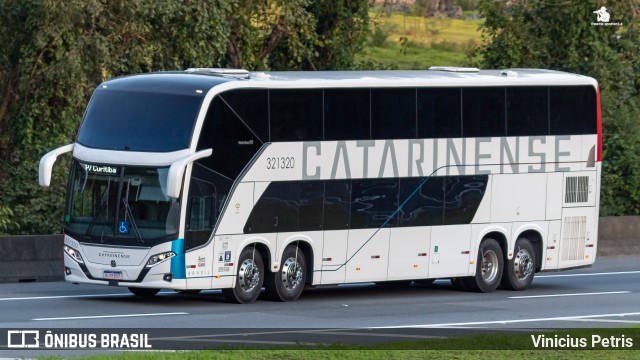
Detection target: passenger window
<box><xmin>442</xmin><ymin>176</ymin><xmax>488</xmax><ymax>225</ymax></box>
<box><xmin>418</xmin><ymin>88</ymin><xmax>462</xmax><ymax>138</ymax></box>
<box><xmin>507</xmin><ymin>87</ymin><xmax>549</xmax><ymax>136</ymax></box>
<box><xmin>245</xmin><ymin>182</ymin><xmax>300</xmax><ymax>233</ymax></box>
<box><xmin>398</xmin><ymin>177</ymin><xmax>445</xmax><ymax>227</ymax></box>
<box><xmin>371</xmin><ymin>89</ymin><xmax>416</xmax><ymax>139</ymax></box>
<box><xmin>270</xmin><ymin>90</ymin><xmax>323</xmax><ymax>141</ymax></box>
<box><xmin>550</xmin><ymin>86</ymin><xmax>597</xmax><ymax>135</ymax></box>
<box><xmin>350</xmin><ymin>179</ymin><xmax>399</xmax><ymax>229</ymax></box>
<box><xmin>463</xmin><ymin>87</ymin><xmax>506</xmax><ymax>138</ymax></box>
<box><xmin>299</xmin><ymin>181</ymin><xmax>324</xmax><ymax>231</ymax></box>
<box><xmin>220</xmin><ymin>89</ymin><xmax>269</xmax><ymax>142</ymax></box>
<box><xmin>324</xmin><ymin>89</ymin><xmax>370</xmax><ymax>140</ymax></box>
<box><xmin>323</xmin><ymin>180</ymin><xmax>351</xmax><ymax>230</ymax></box>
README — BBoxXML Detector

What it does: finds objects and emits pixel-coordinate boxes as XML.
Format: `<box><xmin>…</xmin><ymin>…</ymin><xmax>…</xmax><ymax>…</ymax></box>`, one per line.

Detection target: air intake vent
<box><xmin>561</xmin><ymin>216</ymin><xmax>586</xmax><ymax>261</ymax></box>
<box><xmin>565</xmin><ymin>176</ymin><xmax>589</xmax><ymax>203</ymax></box>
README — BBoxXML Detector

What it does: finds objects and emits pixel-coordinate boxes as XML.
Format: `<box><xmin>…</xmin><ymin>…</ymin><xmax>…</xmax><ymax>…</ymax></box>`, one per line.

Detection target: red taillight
<box><xmin>597</xmin><ymin>85</ymin><xmax>602</xmax><ymax>162</ymax></box>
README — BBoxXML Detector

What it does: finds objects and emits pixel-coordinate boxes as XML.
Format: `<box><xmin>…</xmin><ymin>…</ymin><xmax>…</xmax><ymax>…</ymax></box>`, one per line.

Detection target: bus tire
<box><xmin>501</xmin><ymin>238</ymin><xmax>536</xmax><ymax>291</ymax></box>
<box><xmin>223</xmin><ymin>246</ymin><xmax>264</xmax><ymax>304</ymax></box>
<box><xmin>464</xmin><ymin>238</ymin><xmax>503</xmax><ymax>293</ymax></box>
<box><xmin>265</xmin><ymin>245</ymin><xmax>306</xmax><ymax>302</ymax></box>
<box><xmin>128</xmin><ymin>287</ymin><xmax>160</xmax><ymax>297</ymax></box>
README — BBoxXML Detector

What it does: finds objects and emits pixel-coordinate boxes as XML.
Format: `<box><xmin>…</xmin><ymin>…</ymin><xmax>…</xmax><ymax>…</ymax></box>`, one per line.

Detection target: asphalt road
<box><xmin>1</xmin><ymin>255</ymin><xmax>639</xmax><ymax>354</ymax></box>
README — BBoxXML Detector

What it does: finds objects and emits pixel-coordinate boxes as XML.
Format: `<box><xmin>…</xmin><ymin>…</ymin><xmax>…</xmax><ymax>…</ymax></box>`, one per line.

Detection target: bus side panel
<box><xmin>542</xmin><ymin>220</ymin><xmax>561</xmax><ymax>270</ymax></box>
<box><xmin>490</xmin><ymin>173</ymin><xmax>547</xmax><ymax>223</ymax></box>
<box><xmin>429</xmin><ymin>225</ymin><xmax>471</xmax><ymax>278</ymax></box>
<box><xmin>387</xmin><ymin>227</ymin><xmax>431</xmax><ymax>281</ymax></box>
<box><xmin>320</xmin><ymin>230</ymin><xmax>348</xmax><ymax>284</ymax></box>
<box><xmin>345</xmin><ymin>228</ymin><xmax>390</xmax><ymax>283</ymax></box>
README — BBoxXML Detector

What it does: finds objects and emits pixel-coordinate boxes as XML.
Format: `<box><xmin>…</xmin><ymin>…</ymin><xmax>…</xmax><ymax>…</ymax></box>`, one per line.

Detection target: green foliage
<box><xmin>469</xmin><ymin>0</ymin><xmax>640</xmax><ymax>216</ymax></box>
<box><xmin>0</xmin><ymin>0</ymin><xmax>369</xmax><ymax>235</ymax></box>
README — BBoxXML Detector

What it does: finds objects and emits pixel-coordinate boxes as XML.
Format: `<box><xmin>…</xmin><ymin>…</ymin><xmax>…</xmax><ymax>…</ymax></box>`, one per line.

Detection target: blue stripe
<box><xmin>170</xmin><ymin>238</ymin><xmax>186</xmax><ymax>279</ymax></box>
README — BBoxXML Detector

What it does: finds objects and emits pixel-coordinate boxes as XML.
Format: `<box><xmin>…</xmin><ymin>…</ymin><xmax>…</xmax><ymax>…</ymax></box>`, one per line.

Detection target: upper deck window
<box><xmin>77</xmin><ymin>89</ymin><xmax>204</xmax><ymax>152</ymax></box>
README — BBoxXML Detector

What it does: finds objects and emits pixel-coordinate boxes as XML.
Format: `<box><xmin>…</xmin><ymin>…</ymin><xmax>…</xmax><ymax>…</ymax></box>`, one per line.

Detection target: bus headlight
<box><xmin>64</xmin><ymin>245</ymin><xmax>84</xmax><ymax>264</ymax></box>
<box><xmin>146</xmin><ymin>251</ymin><xmax>175</xmax><ymax>267</ymax></box>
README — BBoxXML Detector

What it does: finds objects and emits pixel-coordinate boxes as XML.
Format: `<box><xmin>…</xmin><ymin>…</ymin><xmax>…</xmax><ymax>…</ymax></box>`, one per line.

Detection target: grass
<box><xmin>360</xmin><ymin>12</ymin><xmax>483</xmax><ymax>69</ymax></box>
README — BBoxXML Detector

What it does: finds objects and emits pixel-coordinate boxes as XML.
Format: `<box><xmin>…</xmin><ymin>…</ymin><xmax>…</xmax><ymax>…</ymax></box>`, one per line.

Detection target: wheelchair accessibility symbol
<box><xmin>118</xmin><ymin>221</ymin><xmax>129</xmax><ymax>234</ymax></box>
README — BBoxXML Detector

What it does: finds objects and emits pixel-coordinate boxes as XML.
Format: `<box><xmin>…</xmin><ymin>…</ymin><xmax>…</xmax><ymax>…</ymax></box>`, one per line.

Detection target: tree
<box><xmin>0</xmin><ymin>0</ymin><xmax>370</xmax><ymax>235</ymax></box>
<box><xmin>469</xmin><ymin>0</ymin><xmax>640</xmax><ymax>216</ymax></box>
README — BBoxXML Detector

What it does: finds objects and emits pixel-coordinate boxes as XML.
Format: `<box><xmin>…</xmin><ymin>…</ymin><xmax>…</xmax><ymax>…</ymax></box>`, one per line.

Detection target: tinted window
<box><xmin>185</xmin><ymin>165</ymin><xmax>217</xmax><ymax>250</ymax></box>
<box><xmin>197</xmin><ymin>97</ymin><xmax>263</xmax><ymax>179</ymax></box>
<box><xmin>463</xmin><ymin>88</ymin><xmax>506</xmax><ymax>137</ymax></box>
<box><xmin>418</xmin><ymin>88</ymin><xmax>462</xmax><ymax>138</ymax></box>
<box><xmin>299</xmin><ymin>181</ymin><xmax>324</xmax><ymax>231</ymax></box>
<box><xmin>550</xmin><ymin>86</ymin><xmax>597</xmax><ymax>135</ymax></box>
<box><xmin>245</xmin><ymin>182</ymin><xmax>300</xmax><ymax>233</ymax></box>
<box><xmin>351</xmin><ymin>179</ymin><xmax>399</xmax><ymax>229</ymax></box>
<box><xmin>324</xmin><ymin>89</ymin><xmax>370</xmax><ymax>140</ymax></box>
<box><xmin>220</xmin><ymin>90</ymin><xmax>269</xmax><ymax>142</ymax></box>
<box><xmin>78</xmin><ymin>90</ymin><xmax>203</xmax><ymax>151</ymax></box>
<box><xmin>371</xmin><ymin>89</ymin><xmax>416</xmax><ymax>139</ymax></box>
<box><xmin>323</xmin><ymin>180</ymin><xmax>351</xmax><ymax>230</ymax></box>
<box><xmin>507</xmin><ymin>87</ymin><xmax>549</xmax><ymax>136</ymax></box>
<box><xmin>270</xmin><ymin>90</ymin><xmax>322</xmax><ymax>141</ymax></box>
<box><xmin>398</xmin><ymin>177</ymin><xmax>445</xmax><ymax>227</ymax></box>
<box><xmin>443</xmin><ymin>175</ymin><xmax>488</xmax><ymax>225</ymax></box>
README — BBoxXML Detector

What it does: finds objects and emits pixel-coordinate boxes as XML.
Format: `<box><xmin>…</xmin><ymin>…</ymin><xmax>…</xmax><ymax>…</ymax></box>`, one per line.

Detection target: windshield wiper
<box><xmin>86</xmin><ymin>179</ymin><xmax>111</xmax><ymax>237</ymax></box>
<box><xmin>122</xmin><ymin>182</ymin><xmax>143</xmax><ymax>244</ymax></box>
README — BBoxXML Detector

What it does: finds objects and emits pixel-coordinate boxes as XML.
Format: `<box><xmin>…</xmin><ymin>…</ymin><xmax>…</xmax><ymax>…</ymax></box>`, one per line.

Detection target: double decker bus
<box><xmin>39</xmin><ymin>67</ymin><xmax>601</xmax><ymax>303</ymax></box>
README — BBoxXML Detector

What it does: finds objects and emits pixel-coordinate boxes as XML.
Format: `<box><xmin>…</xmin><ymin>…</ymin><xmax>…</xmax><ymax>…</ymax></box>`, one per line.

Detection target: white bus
<box><xmin>39</xmin><ymin>67</ymin><xmax>601</xmax><ymax>303</ymax></box>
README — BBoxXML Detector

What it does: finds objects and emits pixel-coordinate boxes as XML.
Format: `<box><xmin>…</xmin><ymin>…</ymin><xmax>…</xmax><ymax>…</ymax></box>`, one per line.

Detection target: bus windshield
<box><xmin>65</xmin><ymin>160</ymin><xmax>180</xmax><ymax>244</ymax></box>
<box><xmin>76</xmin><ymin>89</ymin><xmax>203</xmax><ymax>152</ymax></box>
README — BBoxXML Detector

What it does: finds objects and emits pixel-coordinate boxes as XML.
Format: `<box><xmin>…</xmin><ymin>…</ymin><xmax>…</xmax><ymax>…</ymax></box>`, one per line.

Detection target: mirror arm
<box><xmin>39</xmin><ymin>144</ymin><xmax>75</xmax><ymax>187</ymax></box>
<box><xmin>166</xmin><ymin>149</ymin><xmax>213</xmax><ymax>198</ymax></box>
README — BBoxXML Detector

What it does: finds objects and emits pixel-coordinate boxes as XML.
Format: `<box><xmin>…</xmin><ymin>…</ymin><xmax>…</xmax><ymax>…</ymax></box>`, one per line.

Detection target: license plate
<box><xmin>103</xmin><ymin>270</ymin><xmax>123</xmax><ymax>280</ymax></box>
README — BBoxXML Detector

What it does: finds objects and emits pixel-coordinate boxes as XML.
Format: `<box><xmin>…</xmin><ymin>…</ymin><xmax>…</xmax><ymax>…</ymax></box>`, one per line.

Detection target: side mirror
<box><xmin>166</xmin><ymin>149</ymin><xmax>213</xmax><ymax>198</ymax></box>
<box><xmin>39</xmin><ymin>144</ymin><xmax>75</xmax><ymax>187</ymax></box>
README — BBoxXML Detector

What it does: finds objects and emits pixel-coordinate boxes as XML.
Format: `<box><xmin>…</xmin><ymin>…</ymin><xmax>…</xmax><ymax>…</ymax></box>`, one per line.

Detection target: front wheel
<box><xmin>501</xmin><ymin>238</ymin><xmax>536</xmax><ymax>290</ymax></box>
<box><xmin>128</xmin><ymin>287</ymin><xmax>160</xmax><ymax>297</ymax></box>
<box><xmin>223</xmin><ymin>246</ymin><xmax>265</xmax><ymax>304</ymax></box>
<box><xmin>264</xmin><ymin>245</ymin><xmax>306</xmax><ymax>302</ymax></box>
<box><xmin>464</xmin><ymin>238</ymin><xmax>503</xmax><ymax>293</ymax></box>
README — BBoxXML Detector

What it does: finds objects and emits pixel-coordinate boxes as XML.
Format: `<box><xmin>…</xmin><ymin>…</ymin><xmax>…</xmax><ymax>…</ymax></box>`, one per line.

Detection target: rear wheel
<box><xmin>265</xmin><ymin>245</ymin><xmax>306</xmax><ymax>302</ymax></box>
<box><xmin>128</xmin><ymin>287</ymin><xmax>160</xmax><ymax>297</ymax></box>
<box><xmin>501</xmin><ymin>238</ymin><xmax>536</xmax><ymax>290</ymax></box>
<box><xmin>223</xmin><ymin>246</ymin><xmax>264</xmax><ymax>304</ymax></box>
<box><xmin>464</xmin><ymin>238</ymin><xmax>503</xmax><ymax>293</ymax></box>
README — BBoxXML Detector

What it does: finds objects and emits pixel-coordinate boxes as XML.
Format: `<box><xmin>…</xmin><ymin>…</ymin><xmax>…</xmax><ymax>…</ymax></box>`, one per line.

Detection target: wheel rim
<box><xmin>238</xmin><ymin>258</ymin><xmax>260</xmax><ymax>292</ymax></box>
<box><xmin>514</xmin><ymin>248</ymin><xmax>534</xmax><ymax>280</ymax></box>
<box><xmin>481</xmin><ymin>249</ymin><xmax>499</xmax><ymax>283</ymax></box>
<box><xmin>281</xmin><ymin>257</ymin><xmax>303</xmax><ymax>290</ymax></box>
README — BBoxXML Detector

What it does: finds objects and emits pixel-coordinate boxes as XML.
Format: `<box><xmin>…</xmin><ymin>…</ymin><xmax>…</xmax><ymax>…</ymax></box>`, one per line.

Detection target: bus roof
<box><xmin>100</xmin><ymin>68</ymin><xmax>597</xmax><ymax>94</ymax></box>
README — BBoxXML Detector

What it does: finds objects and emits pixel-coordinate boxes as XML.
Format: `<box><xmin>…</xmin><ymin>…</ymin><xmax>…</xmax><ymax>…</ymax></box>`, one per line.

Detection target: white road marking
<box><xmin>508</xmin><ymin>291</ymin><xmax>631</xmax><ymax>299</ymax></box>
<box><xmin>0</xmin><ymin>293</ymin><xmax>132</xmax><ymax>301</ymax></box>
<box><xmin>537</xmin><ymin>270</ymin><xmax>640</xmax><ymax>278</ymax></box>
<box><xmin>0</xmin><ymin>290</ymin><xmax>179</xmax><ymax>301</ymax></box>
<box><xmin>33</xmin><ymin>312</ymin><xmax>188</xmax><ymax>321</ymax></box>
<box><xmin>373</xmin><ymin>311</ymin><xmax>640</xmax><ymax>328</ymax></box>
<box><xmin>566</xmin><ymin>318</ymin><xmax>640</xmax><ymax>324</ymax></box>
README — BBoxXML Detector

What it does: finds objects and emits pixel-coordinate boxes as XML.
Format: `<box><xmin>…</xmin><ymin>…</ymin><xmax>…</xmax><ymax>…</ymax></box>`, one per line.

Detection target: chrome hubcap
<box><xmin>481</xmin><ymin>249</ymin><xmax>499</xmax><ymax>283</ymax></box>
<box><xmin>281</xmin><ymin>257</ymin><xmax>303</xmax><ymax>290</ymax></box>
<box><xmin>514</xmin><ymin>248</ymin><xmax>533</xmax><ymax>280</ymax></box>
<box><xmin>238</xmin><ymin>259</ymin><xmax>260</xmax><ymax>292</ymax></box>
